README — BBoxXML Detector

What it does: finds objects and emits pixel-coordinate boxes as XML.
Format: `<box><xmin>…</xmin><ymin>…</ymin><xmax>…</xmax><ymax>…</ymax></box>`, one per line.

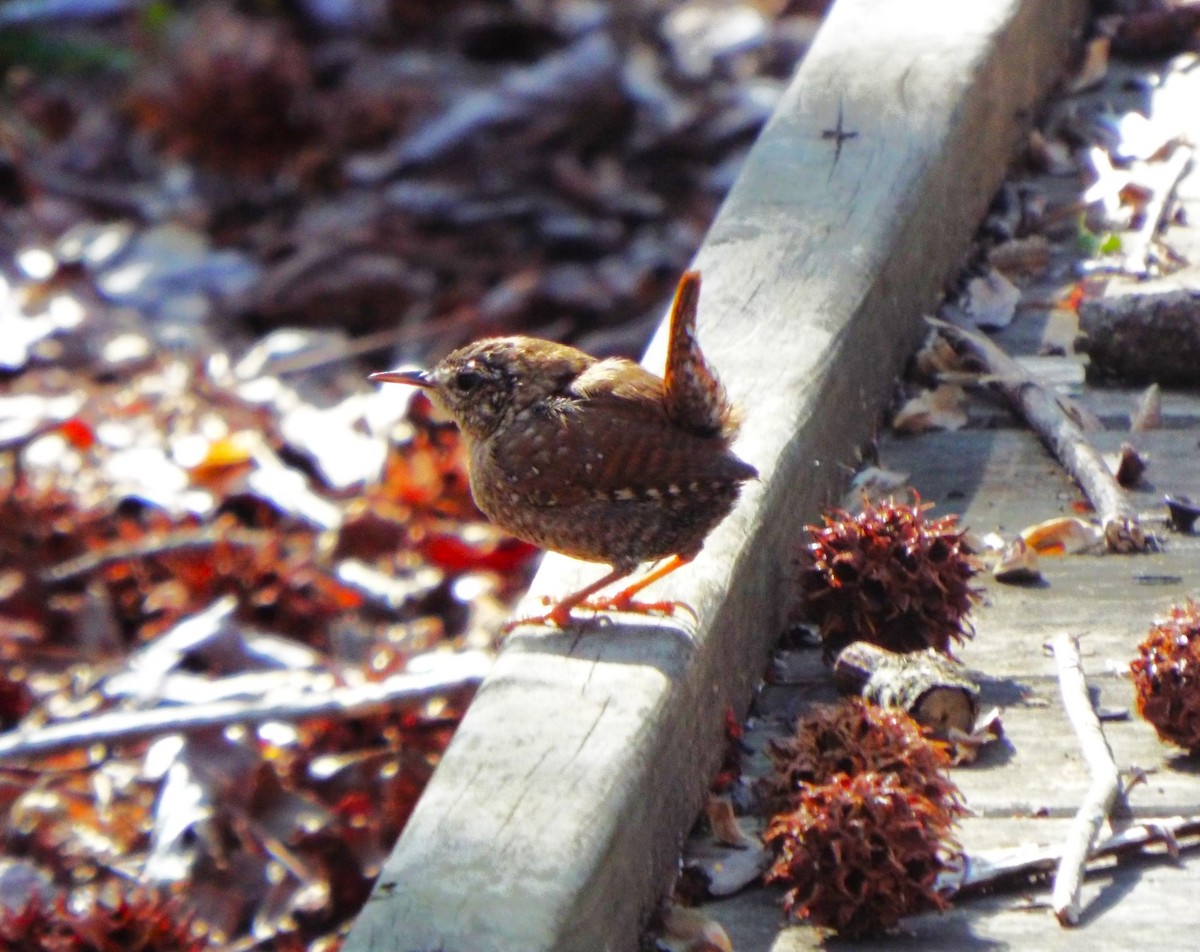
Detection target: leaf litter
<box><xmin>0</xmin><ymin>0</ymin><xmax>824</xmax><ymax>947</ymax></box>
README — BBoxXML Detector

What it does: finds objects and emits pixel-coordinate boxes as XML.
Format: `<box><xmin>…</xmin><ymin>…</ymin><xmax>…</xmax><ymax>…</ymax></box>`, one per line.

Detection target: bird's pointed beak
<box><xmin>370</xmin><ymin>368</ymin><xmax>433</xmax><ymax>388</ymax></box>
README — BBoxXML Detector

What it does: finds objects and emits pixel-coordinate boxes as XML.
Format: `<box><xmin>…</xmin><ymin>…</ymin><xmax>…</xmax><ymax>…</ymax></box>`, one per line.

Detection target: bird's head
<box><xmin>371</xmin><ymin>336</ymin><xmax>593</xmax><ymax>440</ymax></box>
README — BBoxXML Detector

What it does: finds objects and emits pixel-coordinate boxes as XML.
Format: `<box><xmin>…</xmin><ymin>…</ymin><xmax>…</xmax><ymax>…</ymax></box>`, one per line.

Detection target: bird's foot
<box><xmin>500</xmin><ymin>595</ymin><xmax>695</xmax><ymax>633</ymax></box>
<box><xmin>577</xmin><ymin>593</ymin><xmax>697</xmax><ymax>622</ymax></box>
<box><xmin>501</xmin><ymin>603</ymin><xmax>609</xmax><ymax>633</ymax></box>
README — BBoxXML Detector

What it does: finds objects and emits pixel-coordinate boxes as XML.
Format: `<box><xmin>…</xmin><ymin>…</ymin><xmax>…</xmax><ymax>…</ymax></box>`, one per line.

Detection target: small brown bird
<box><xmin>371</xmin><ymin>271</ymin><xmax>756</xmax><ymax>628</ymax></box>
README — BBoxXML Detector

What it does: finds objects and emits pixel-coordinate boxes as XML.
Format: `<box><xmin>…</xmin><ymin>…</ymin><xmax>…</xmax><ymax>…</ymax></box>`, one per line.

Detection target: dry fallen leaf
<box><xmin>963</xmin><ymin>270</ymin><xmax>1020</xmax><ymax>330</ymax></box>
<box><xmin>988</xmin><ymin>236</ymin><xmax>1051</xmax><ymax>277</ymax></box>
<box><xmin>993</xmin><ymin>537</ymin><xmax>1042</xmax><ymax>584</ymax></box>
<box><xmin>946</xmin><ymin>707</ymin><xmax>1005</xmax><ymax>765</ymax></box>
<box><xmin>914</xmin><ymin>330</ymin><xmax>968</xmax><ymax>379</ymax></box>
<box><xmin>850</xmin><ymin>466</ymin><xmax>911</xmax><ymax>500</ymax></box>
<box><xmin>660</xmin><ymin>905</ymin><xmax>734</xmax><ymax>952</ymax></box>
<box><xmin>1067</xmin><ymin>36</ymin><xmax>1109</xmax><ymax>94</ymax></box>
<box><xmin>1111</xmin><ymin>442</ymin><xmax>1147</xmax><ymax>488</ymax></box>
<box><xmin>1028</xmin><ymin>129</ymin><xmax>1076</xmax><ymax>176</ymax></box>
<box><xmin>892</xmin><ymin>385</ymin><xmax>968</xmax><ymax>433</ymax></box>
<box><xmin>705</xmin><ymin>795</ymin><xmax>751</xmax><ymax>848</ymax></box>
<box><xmin>1020</xmin><ymin>516</ymin><xmax>1104</xmax><ymax>555</ymax></box>
<box><xmin>1130</xmin><ymin>383</ymin><xmax>1162</xmax><ymax>432</ymax></box>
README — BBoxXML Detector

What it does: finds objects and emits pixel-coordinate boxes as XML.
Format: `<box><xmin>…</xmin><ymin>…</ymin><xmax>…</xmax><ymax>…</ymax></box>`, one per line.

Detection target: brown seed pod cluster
<box><xmin>759</xmin><ymin>699</ymin><xmax>963</xmax><ymax>937</ymax></box>
<box><xmin>757</xmin><ymin>698</ymin><xmax>964</xmax><ymax>819</ymax></box>
<box><xmin>1130</xmin><ymin>600</ymin><xmax>1200</xmax><ymax>753</ymax></box>
<box><xmin>798</xmin><ymin>497</ymin><xmax>980</xmax><ymax>659</ymax></box>
<box><xmin>763</xmin><ymin>772</ymin><xmax>957</xmax><ymax>938</ymax></box>
<box><xmin>0</xmin><ymin>885</ymin><xmax>201</xmax><ymax>951</ymax></box>
<box><xmin>129</xmin><ymin>6</ymin><xmax>316</xmax><ymax>178</ymax></box>
<box><xmin>0</xmin><ymin>671</ymin><xmax>33</xmax><ymax>731</ymax></box>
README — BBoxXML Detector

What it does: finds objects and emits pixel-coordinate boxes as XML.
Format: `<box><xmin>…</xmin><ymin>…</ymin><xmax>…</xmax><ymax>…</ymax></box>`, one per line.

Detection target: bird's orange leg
<box><xmin>578</xmin><ymin>554</ymin><xmax>696</xmax><ymax>619</ymax></box>
<box><xmin>502</xmin><ymin>566</ymin><xmax>635</xmax><ymax>632</ymax></box>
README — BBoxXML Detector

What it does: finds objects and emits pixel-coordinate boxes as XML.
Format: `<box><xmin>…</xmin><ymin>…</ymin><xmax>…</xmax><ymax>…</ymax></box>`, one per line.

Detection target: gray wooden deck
<box><xmin>686</xmin><ymin>36</ymin><xmax>1200</xmax><ymax>948</ymax></box>
<box><xmin>714</xmin><ymin>409</ymin><xmax>1200</xmax><ymax>949</ymax></box>
<box><xmin>707</xmin><ymin>93</ymin><xmax>1200</xmax><ymax>944</ymax></box>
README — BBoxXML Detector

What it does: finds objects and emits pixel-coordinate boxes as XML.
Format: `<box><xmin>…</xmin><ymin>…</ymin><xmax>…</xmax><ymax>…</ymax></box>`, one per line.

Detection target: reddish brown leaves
<box><xmin>798</xmin><ymin>497</ymin><xmax>981</xmax><ymax>659</ymax></box>
<box><xmin>0</xmin><ymin>355</ymin><xmax>526</xmax><ymax>948</ymax></box>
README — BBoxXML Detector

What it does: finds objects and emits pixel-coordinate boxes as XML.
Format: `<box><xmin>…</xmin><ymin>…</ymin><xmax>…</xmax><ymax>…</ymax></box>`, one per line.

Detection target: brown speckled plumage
<box><xmin>371</xmin><ymin>270</ymin><xmax>756</xmax><ymax>627</ymax></box>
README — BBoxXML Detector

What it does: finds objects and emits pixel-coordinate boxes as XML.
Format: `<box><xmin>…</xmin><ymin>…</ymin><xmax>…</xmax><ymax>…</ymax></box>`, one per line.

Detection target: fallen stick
<box><xmin>1048</xmin><ymin>633</ymin><xmax>1123</xmax><ymax>926</ymax></box>
<box><xmin>1122</xmin><ymin>144</ymin><xmax>1193</xmax><ymax>278</ymax></box>
<box><xmin>41</xmin><ymin>527</ymin><xmax>268</xmax><ymax>585</ymax></box>
<box><xmin>932</xmin><ymin>318</ymin><xmax>1146</xmax><ymax>552</ymax></box>
<box><xmin>952</xmin><ymin>814</ymin><xmax>1199</xmax><ymax>895</ymax></box>
<box><xmin>347</xmin><ymin>34</ymin><xmax>620</xmax><ymax>182</ymax></box>
<box><xmin>833</xmin><ymin>641</ymin><xmax>979</xmax><ymax>737</ymax></box>
<box><xmin>0</xmin><ymin>651</ymin><xmax>492</xmax><ymax>761</ymax></box>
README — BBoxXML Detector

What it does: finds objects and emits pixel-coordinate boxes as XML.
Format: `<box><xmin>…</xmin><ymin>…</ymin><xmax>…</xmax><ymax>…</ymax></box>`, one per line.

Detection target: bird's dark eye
<box><xmin>454</xmin><ymin>369</ymin><xmax>484</xmax><ymax>392</ymax></box>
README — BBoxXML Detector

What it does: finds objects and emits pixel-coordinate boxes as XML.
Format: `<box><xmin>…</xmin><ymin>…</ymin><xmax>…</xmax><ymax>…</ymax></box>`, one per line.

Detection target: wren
<box><xmin>370</xmin><ymin>270</ymin><xmax>757</xmax><ymax>628</ymax></box>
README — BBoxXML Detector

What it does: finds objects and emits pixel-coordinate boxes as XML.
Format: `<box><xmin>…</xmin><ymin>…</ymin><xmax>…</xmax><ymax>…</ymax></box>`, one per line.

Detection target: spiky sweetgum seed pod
<box><xmin>764</xmin><ymin>772</ymin><xmax>957</xmax><ymax>938</ymax></box>
<box><xmin>798</xmin><ymin>497</ymin><xmax>981</xmax><ymax>659</ymax></box>
<box><xmin>1130</xmin><ymin>600</ymin><xmax>1200</xmax><ymax>753</ymax></box>
<box><xmin>757</xmin><ymin>698</ymin><xmax>964</xmax><ymax>822</ymax></box>
<box><xmin>0</xmin><ymin>886</ymin><xmax>202</xmax><ymax>951</ymax></box>
<box><xmin>129</xmin><ymin>6</ymin><xmax>316</xmax><ymax>177</ymax></box>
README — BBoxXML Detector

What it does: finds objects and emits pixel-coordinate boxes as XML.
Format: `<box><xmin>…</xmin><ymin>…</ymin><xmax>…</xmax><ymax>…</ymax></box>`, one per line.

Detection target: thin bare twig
<box><xmin>932</xmin><ymin>318</ymin><xmax>1146</xmax><ymax>552</ymax></box>
<box><xmin>0</xmin><ymin>652</ymin><xmax>493</xmax><ymax>761</ymax></box>
<box><xmin>1123</xmin><ymin>144</ymin><xmax>1193</xmax><ymax>278</ymax></box>
<box><xmin>1048</xmin><ymin>633</ymin><xmax>1123</xmax><ymax>926</ymax></box>
<box><xmin>954</xmin><ymin>814</ymin><xmax>1200</xmax><ymax>895</ymax></box>
<box><xmin>41</xmin><ymin>527</ymin><xmax>269</xmax><ymax>585</ymax></box>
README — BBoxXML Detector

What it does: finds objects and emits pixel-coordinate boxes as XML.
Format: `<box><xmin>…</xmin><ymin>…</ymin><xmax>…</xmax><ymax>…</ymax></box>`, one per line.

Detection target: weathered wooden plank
<box><xmin>966</xmin><ymin>558</ymin><xmax>1198</xmax><ymax>674</ymax></box>
<box><xmin>879</xmin><ymin>429</ymin><xmax>1200</xmax><ymax>682</ymax></box>
<box><xmin>884</xmin><ymin>429</ymin><xmax>1082</xmax><ymax>531</ymax></box>
<box><xmin>713</xmin><ymin>852</ymin><xmax>1200</xmax><ymax>952</ymax></box>
<box><xmin>342</xmin><ymin>2</ymin><xmax>1087</xmax><ymax>950</ymax></box>
<box><xmin>953</xmin><ymin>701</ymin><xmax>1197</xmax><ymax>817</ymax></box>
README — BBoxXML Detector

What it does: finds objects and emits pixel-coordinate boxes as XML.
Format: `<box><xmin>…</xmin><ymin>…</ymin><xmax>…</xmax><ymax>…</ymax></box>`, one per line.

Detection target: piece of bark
<box><xmin>933</xmin><ymin>318</ymin><xmax>1147</xmax><ymax>552</ymax></box>
<box><xmin>1047</xmin><ymin>633</ymin><xmax>1124</xmax><ymax>927</ymax></box>
<box><xmin>1079</xmin><ymin>287</ymin><xmax>1200</xmax><ymax>386</ymax></box>
<box><xmin>1129</xmin><ymin>383</ymin><xmax>1162</xmax><ymax>432</ymax></box>
<box><xmin>833</xmin><ymin>641</ymin><xmax>979</xmax><ymax>737</ymax></box>
<box><xmin>1113</xmin><ymin>442</ymin><xmax>1147</xmax><ymax>488</ymax></box>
